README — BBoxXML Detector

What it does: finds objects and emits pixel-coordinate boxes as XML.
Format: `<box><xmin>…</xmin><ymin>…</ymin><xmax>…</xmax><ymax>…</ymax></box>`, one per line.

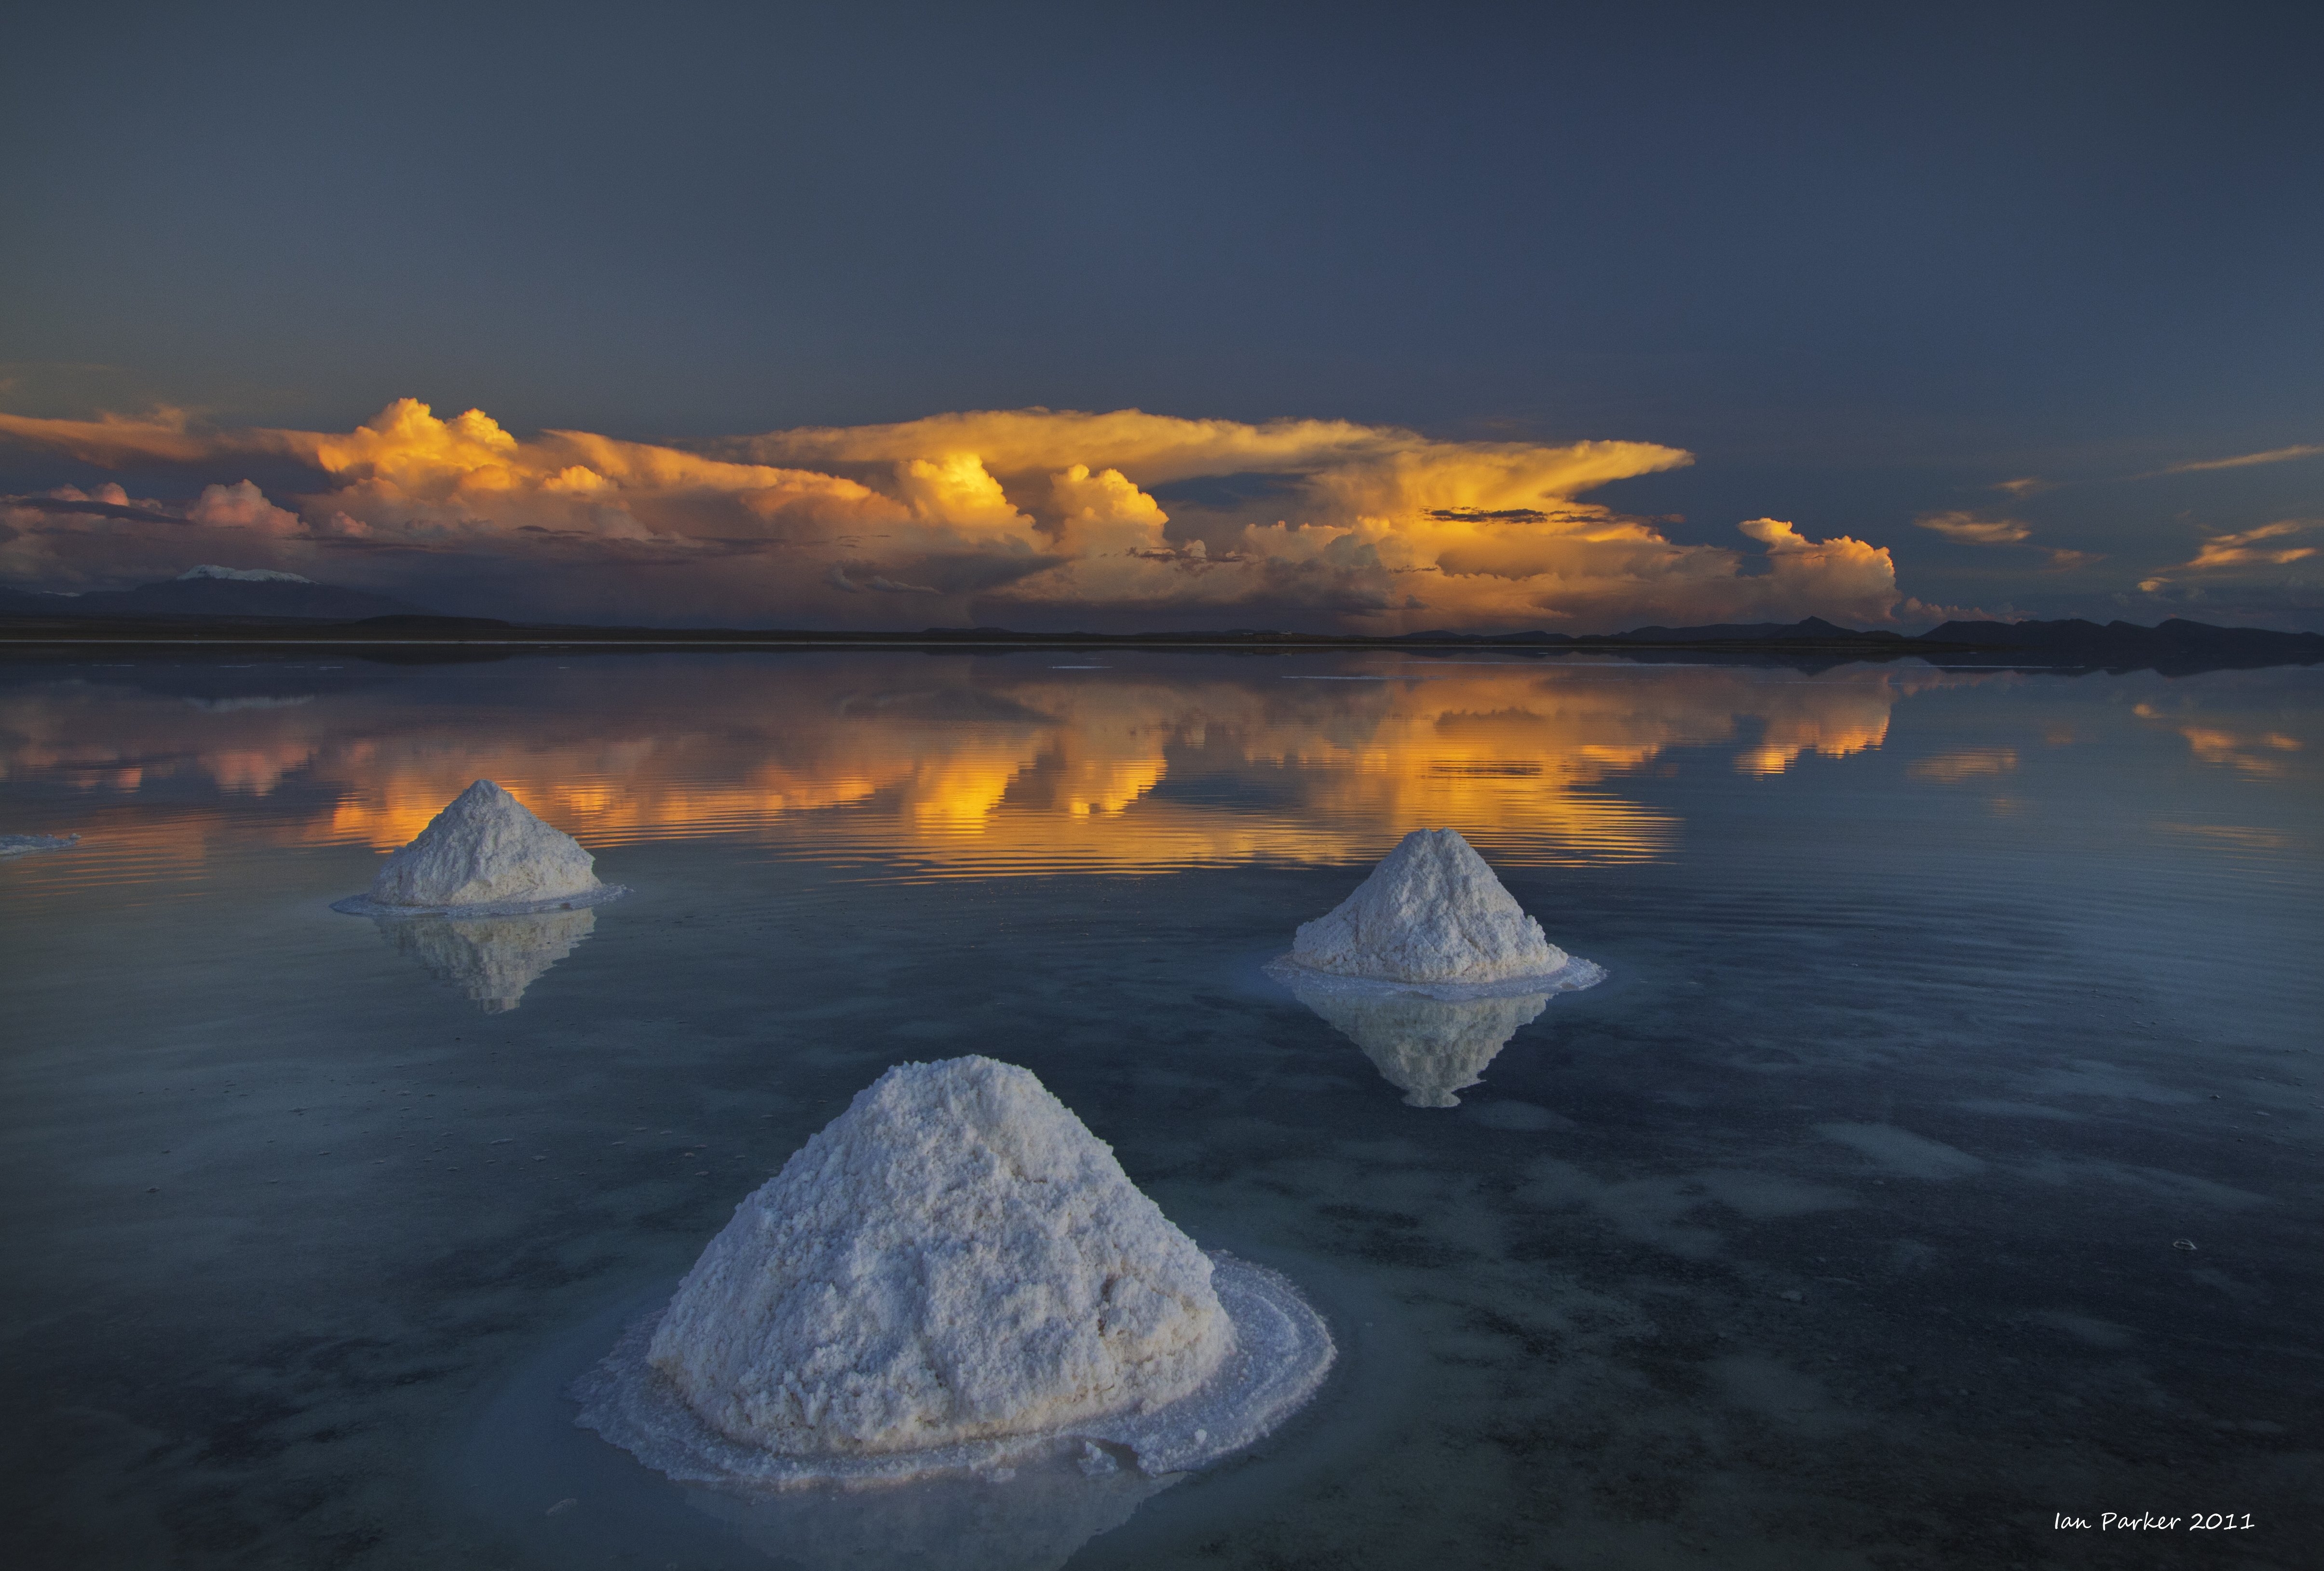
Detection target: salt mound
<box><xmin>1278</xmin><ymin>827</ymin><xmax>1593</xmax><ymax>993</ymax></box>
<box><xmin>331</xmin><ymin>779</ymin><xmax>624</xmax><ymax>917</ymax></box>
<box><xmin>656</xmin><ymin>1057</ymin><xmax>1228</xmax><ymax>1452</ymax></box>
<box><xmin>1285</xmin><ymin>981</ymin><xmax>1549</xmax><ymax>1107</ymax></box>
<box><xmin>577</xmin><ymin>1056</ymin><xmax>1334</xmax><ymax>1488</ymax></box>
<box><xmin>377</xmin><ymin>907</ymin><xmax>596</xmax><ymax>1012</ymax></box>
<box><xmin>0</xmin><ymin>833</ymin><xmax>78</xmax><ymax>858</ymax></box>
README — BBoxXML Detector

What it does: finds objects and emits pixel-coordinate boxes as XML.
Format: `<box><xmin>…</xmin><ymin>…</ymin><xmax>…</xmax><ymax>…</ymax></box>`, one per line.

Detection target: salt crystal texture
<box><xmin>1281</xmin><ymin>827</ymin><xmax>1591</xmax><ymax>990</ymax></box>
<box><xmin>575</xmin><ymin>1056</ymin><xmax>1334</xmax><ymax>1489</ymax></box>
<box><xmin>1284</xmin><ymin>981</ymin><xmax>1549</xmax><ymax>1107</ymax></box>
<box><xmin>331</xmin><ymin>779</ymin><xmax>624</xmax><ymax>917</ymax></box>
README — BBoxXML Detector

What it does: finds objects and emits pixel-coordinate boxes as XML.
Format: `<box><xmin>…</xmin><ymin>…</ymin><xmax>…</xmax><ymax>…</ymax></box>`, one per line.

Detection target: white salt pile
<box><xmin>576</xmin><ymin>1056</ymin><xmax>1334</xmax><ymax>1489</ymax></box>
<box><xmin>1283</xmin><ymin>980</ymin><xmax>1549</xmax><ymax>1107</ymax></box>
<box><xmin>378</xmin><ymin>907</ymin><xmax>596</xmax><ymax>1012</ymax></box>
<box><xmin>0</xmin><ymin>832</ymin><xmax>79</xmax><ymax>857</ymax></box>
<box><xmin>1269</xmin><ymin>827</ymin><xmax>1604</xmax><ymax>999</ymax></box>
<box><xmin>331</xmin><ymin>779</ymin><xmax>625</xmax><ymax>917</ymax></box>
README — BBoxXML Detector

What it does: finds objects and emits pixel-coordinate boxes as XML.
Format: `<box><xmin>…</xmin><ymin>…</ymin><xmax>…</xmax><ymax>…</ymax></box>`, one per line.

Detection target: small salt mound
<box><xmin>1278</xmin><ymin>827</ymin><xmax>1595</xmax><ymax>993</ymax></box>
<box><xmin>0</xmin><ymin>832</ymin><xmax>79</xmax><ymax>858</ymax></box>
<box><xmin>377</xmin><ymin>907</ymin><xmax>596</xmax><ymax>1012</ymax></box>
<box><xmin>1285</xmin><ymin>981</ymin><xmax>1549</xmax><ymax>1107</ymax></box>
<box><xmin>577</xmin><ymin>1056</ymin><xmax>1333</xmax><ymax>1488</ymax></box>
<box><xmin>331</xmin><ymin>779</ymin><xmax>624</xmax><ymax>917</ymax></box>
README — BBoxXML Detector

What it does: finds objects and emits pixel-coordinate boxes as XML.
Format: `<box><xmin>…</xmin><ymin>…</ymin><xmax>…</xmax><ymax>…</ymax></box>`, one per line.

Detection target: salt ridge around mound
<box><xmin>331</xmin><ymin>779</ymin><xmax>625</xmax><ymax>917</ymax></box>
<box><xmin>1270</xmin><ymin>827</ymin><xmax>1603</xmax><ymax>998</ymax></box>
<box><xmin>575</xmin><ymin>1057</ymin><xmax>1334</xmax><ymax>1489</ymax></box>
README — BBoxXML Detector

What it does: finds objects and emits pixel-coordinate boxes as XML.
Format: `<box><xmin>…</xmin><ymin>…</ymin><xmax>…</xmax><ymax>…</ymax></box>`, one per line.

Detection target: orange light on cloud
<box><xmin>0</xmin><ymin>397</ymin><xmax>1952</xmax><ymax>632</ymax></box>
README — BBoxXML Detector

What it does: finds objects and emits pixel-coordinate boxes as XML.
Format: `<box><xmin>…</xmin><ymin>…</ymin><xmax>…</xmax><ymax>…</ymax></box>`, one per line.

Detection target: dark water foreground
<box><xmin>1</xmin><ymin>650</ymin><xmax>2317</xmax><ymax>1569</ymax></box>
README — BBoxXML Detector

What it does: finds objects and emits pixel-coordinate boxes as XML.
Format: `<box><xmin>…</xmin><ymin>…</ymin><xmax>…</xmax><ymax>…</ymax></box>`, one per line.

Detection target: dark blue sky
<box><xmin>4</xmin><ymin>1</ymin><xmax>2320</xmax><ymax>629</ymax></box>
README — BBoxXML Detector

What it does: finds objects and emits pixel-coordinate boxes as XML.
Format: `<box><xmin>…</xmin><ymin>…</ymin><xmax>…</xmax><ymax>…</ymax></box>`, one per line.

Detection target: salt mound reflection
<box><xmin>1283</xmin><ymin>978</ymin><xmax>1549</xmax><ymax>1107</ymax></box>
<box><xmin>373</xmin><ymin>906</ymin><xmax>596</xmax><ymax>1012</ymax></box>
<box><xmin>679</xmin><ymin>1446</ymin><xmax>1172</xmax><ymax>1571</ymax></box>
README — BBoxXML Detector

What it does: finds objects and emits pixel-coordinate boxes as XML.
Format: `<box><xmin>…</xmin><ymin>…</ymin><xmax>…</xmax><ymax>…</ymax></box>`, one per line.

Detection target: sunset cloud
<box><xmin>2</xmin><ymin>398</ymin><xmax>1930</xmax><ymax>631</ymax></box>
<box><xmin>2136</xmin><ymin>519</ymin><xmax>2321</xmax><ymax>593</ymax></box>
<box><xmin>2161</xmin><ymin>444</ymin><xmax>2324</xmax><ymax>474</ymax></box>
<box><xmin>1915</xmin><ymin>510</ymin><xmax>2032</xmax><ymax>545</ymax></box>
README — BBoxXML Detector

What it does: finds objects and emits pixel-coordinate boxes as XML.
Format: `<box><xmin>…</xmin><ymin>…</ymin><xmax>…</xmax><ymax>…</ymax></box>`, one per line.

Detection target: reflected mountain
<box><xmin>1284</xmin><ymin>976</ymin><xmax>1549</xmax><ymax>1106</ymax></box>
<box><xmin>373</xmin><ymin>907</ymin><xmax>596</xmax><ymax>1012</ymax></box>
<box><xmin>681</xmin><ymin>1450</ymin><xmax>1174</xmax><ymax>1571</ymax></box>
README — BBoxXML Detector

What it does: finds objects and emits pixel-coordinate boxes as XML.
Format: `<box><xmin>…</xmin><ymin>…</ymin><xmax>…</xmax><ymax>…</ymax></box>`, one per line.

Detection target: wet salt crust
<box><xmin>1268</xmin><ymin>827</ymin><xmax>1606</xmax><ymax>1001</ymax></box>
<box><xmin>575</xmin><ymin>1057</ymin><xmax>1334</xmax><ymax>1489</ymax></box>
<box><xmin>0</xmin><ymin>832</ymin><xmax>78</xmax><ymax>857</ymax></box>
<box><xmin>331</xmin><ymin>779</ymin><xmax>626</xmax><ymax>917</ymax></box>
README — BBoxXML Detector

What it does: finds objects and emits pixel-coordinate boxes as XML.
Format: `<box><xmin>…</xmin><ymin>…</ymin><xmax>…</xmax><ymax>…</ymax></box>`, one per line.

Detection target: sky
<box><xmin>2</xmin><ymin>0</ymin><xmax>2319</xmax><ymax>632</ymax></box>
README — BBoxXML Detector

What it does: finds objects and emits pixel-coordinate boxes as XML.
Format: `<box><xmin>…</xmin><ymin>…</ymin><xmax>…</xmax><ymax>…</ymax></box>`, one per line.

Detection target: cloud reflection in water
<box><xmin>0</xmin><ymin>655</ymin><xmax>1979</xmax><ymax>888</ymax></box>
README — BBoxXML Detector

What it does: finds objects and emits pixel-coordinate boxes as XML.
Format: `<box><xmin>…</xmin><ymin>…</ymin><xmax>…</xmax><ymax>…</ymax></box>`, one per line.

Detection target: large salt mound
<box><xmin>576</xmin><ymin>1056</ymin><xmax>1334</xmax><ymax>1488</ymax></box>
<box><xmin>331</xmin><ymin>779</ymin><xmax>624</xmax><ymax>917</ymax></box>
<box><xmin>1284</xmin><ymin>981</ymin><xmax>1549</xmax><ymax>1107</ymax></box>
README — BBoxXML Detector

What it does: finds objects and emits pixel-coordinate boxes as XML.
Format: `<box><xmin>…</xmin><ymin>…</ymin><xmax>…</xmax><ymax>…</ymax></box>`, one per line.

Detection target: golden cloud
<box><xmin>3</xmin><ymin>398</ymin><xmax>1926</xmax><ymax>630</ymax></box>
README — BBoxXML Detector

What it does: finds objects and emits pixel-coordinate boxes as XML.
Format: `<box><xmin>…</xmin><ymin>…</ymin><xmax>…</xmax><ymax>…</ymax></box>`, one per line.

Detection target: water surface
<box><xmin>2</xmin><ymin>649</ymin><xmax>2317</xmax><ymax>1569</ymax></box>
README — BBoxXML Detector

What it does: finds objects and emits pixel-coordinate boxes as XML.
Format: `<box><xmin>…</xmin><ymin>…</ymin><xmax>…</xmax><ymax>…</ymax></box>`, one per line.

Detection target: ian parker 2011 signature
<box><xmin>2054</xmin><ymin>1513</ymin><xmax>2256</xmax><ymax>1532</ymax></box>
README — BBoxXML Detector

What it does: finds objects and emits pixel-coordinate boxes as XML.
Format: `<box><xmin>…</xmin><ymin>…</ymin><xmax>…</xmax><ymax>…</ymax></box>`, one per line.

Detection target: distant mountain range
<box><xmin>1389</xmin><ymin>613</ymin><xmax>2324</xmax><ymax>665</ymax></box>
<box><xmin>1</xmin><ymin>573</ymin><xmax>2318</xmax><ymax>670</ymax></box>
<box><xmin>0</xmin><ymin>566</ymin><xmax>428</xmax><ymax>622</ymax></box>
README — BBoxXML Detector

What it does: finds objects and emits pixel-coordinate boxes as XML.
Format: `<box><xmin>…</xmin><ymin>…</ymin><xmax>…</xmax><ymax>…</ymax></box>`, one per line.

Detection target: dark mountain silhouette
<box><xmin>1916</xmin><ymin>616</ymin><xmax>2323</xmax><ymax>664</ymax></box>
<box><xmin>2</xmin><ymin>584</ymin><xmax>2318</xmax><ymax>673</ymax></box>
<box><xmin>0</xmin><ymin>569</ymin><xmax>429</xmax><ymax>622</ymax></box>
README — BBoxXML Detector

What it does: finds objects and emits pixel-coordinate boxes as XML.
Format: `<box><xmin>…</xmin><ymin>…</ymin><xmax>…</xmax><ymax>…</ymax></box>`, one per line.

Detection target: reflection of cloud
<box><xmin>376</xmin><ymin>907</ymin><xmax>596</xmax><ymax>1012</ymax></box>
<box><xmin>2175</xmin><ymin>726</ymin><xmax>2300</xmax><ymax>779</ymax></box>
<box><xmin>0</xmin><ymin>658</ymin><xmax>1961</xmax><ymax>881</ymax></box>
<box><xmin>1285</xmin><ymin>980</ymin><xmax>1547</xmax><ymax>1106</ymax></box>
<box><xmin>2</xmin><ymin>399</ymin><xmax>1925</xmax><ymax>632</ymax></box>
<box><xmin>1915</xmin><ymin>511</ymin><xmax>2031</xmax><ymax>545</ymax></box>
<box><xmin>1907</xmin><ymin>748</ymin><xmax>2017</xmax><ymax>783</ymax></box>
<box><xmin>1732</xmin><ymin>679</ymin><xmax>1903</xmax><ymax>776</ymax></box>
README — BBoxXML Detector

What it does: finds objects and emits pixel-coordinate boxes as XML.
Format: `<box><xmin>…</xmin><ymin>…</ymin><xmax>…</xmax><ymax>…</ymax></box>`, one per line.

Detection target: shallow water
<box><xmin>2</xmin><ymin>648</ymin><xmax>2318</xmax><ymax>1569</ymax></box>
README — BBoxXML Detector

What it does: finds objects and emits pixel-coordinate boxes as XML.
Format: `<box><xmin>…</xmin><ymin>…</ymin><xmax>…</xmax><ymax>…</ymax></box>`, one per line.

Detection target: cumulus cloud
<box><xmin>3</xmin><ymin>397</ymin><xmax>1932</xmax><ymax>630</ymax></box>
<box><xmin>186</xmin><ymin>480</ymin><xmax>304</xmax><ymax>534</ymax></box>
